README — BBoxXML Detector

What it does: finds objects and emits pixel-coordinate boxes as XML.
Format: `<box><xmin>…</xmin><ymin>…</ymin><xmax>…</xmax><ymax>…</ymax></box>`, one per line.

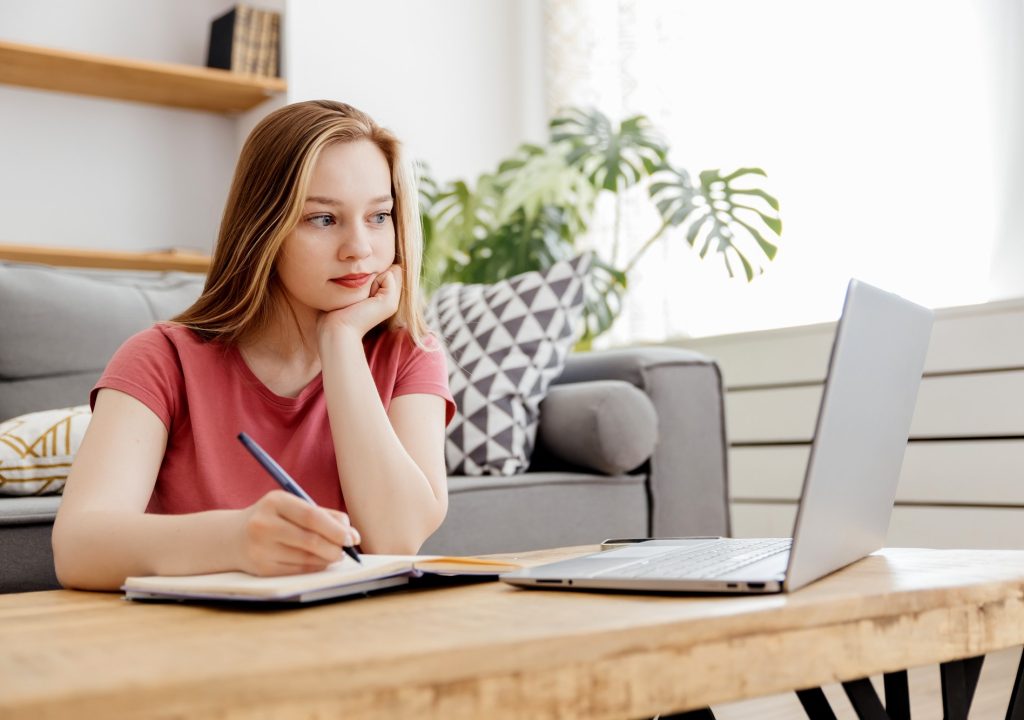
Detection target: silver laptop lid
<box><xmin>784</xmin><ymin>280</ymin><xmax>933</xmax><ymax>591</ymax></box>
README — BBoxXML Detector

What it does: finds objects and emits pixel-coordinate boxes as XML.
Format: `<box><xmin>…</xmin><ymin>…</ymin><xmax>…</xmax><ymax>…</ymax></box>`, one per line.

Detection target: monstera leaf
<box><xmin>422</xmin><ymin>142</ymin><xmax>601</xmax><ymax>289</ymax></box>
<box><xmin>494</xmin><ymin>143</ymin><xmax>596</xmax><ymax>237</ymax></box>
<box><xmin>551</xmin><ymin>107</ymin><xmax>668</xmax><ymax>192</ymax></box>
<box><xmin>419</xmin><ymin>106</ymin><xmax>783</xmax><ymax>343</ymax></box>
<box><xmin>452</xmin><ymin>205</ymin><xmax>580</xmax><ymax>285</ymax></box>
<box><xmin>424</xmin><ymin>175</ymin><xmax>504</xmax><ymax>285</ymax></box>
<box><xmin>579</xmin><ymin>256</ymin><xmax>628</xmax><ymax>347</ymax></box>
<box><xmin>417</xmin><ymin>163</ymin><xmax>442</xmax><ymax>281</ymax></box>
<box><xmin>648</xmin><ymin>165</ymin><xmax>782</xmax><ymax>281</ymax></box>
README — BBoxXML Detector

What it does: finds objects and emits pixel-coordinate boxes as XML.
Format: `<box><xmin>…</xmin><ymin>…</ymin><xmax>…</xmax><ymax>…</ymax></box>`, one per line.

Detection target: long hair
<box><xmin>172</xmin><ymin>100</ymin><xmax>429</xmax><ymax>345</ymax></box>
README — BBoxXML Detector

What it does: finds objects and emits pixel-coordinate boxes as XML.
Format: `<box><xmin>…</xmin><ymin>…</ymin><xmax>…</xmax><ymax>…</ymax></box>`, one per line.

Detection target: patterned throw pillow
<box><xmin>426</xmin><ymin>253</ymin><xmax>592</xmax><ymax>476</ymax></box>
<box><xmin>0</xmin><ymin>405</ymin><xmax>91</xmax><ymax>496</ymax></box>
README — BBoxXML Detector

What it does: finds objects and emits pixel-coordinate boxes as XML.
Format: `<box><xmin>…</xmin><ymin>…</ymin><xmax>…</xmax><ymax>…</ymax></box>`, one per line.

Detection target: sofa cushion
<box><xmin>0</xmin><ymin>495</ymin><xmax>62</xmax><ymax>525</ymax></box>
<box><xmin>422</xmin><ymin>471</ymin><xmax>648</xmax><ymax>555</ymax></box>
<box><xmin>0</xmin><ymin>262</ymin><xmax>205</xmax><ymax>421</ymax></box>
<box><xmin>537</xmin><ymin>380</ymin><xmax>657</xmax><ymax>475</ymax></box>
<box><xmin>0</xmin><ymin>522</ymin><xmax>60</xmax><ymax>592</ymax></box>
<box><xmin>425</xmin><ymin>254</ymin><xmax>591</xmax><ymax>476</ymax></box>
<box><xmin>0</xmin><ymin>405</ymin><xmax>91</xmax><ymax>496</ymax></box>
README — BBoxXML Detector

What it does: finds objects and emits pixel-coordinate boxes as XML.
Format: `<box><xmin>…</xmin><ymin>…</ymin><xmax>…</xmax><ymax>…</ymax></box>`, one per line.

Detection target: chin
<box><xmin>324</xmin><ymin>290</ymin><xmax>370</xmax><ymax>311</ymax></box>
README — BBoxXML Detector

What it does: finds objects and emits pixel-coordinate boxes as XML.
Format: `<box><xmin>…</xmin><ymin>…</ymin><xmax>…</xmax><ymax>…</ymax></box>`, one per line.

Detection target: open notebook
<box><xmin>123</xmin><ymin>555</ymin><xmax>525</xmax><ymax>604</ymax></box>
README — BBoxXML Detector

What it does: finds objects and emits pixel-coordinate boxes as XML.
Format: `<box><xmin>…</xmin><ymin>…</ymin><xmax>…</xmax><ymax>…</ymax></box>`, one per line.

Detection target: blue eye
<box><xmin>371</xmin><ymin>212</ymin><xmax>391</xmax><ymax>225</ymax></box>
<box><xmin>308</xmin><ymin>214</ymin><xmax>334</xmax><ymax>228</ymax></box>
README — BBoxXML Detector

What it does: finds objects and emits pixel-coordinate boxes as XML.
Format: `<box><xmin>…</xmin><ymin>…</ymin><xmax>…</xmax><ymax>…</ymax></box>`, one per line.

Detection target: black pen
<box><xmin>237</xmin><ymin>432</ymin><xmax>362</xmax><ymax>564</ymax></box>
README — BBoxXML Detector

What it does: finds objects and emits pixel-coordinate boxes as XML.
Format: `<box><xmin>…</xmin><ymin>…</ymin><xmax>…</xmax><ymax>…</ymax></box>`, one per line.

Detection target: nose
<box><xmin>338</xmin><ymin>225</ymin><xmax>372</xmax><ymax>261</ymax></box>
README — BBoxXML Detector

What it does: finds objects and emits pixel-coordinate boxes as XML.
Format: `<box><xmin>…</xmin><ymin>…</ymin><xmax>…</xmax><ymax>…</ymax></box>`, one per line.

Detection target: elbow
<box><xmin>51</xmin><ymin>515</ymin><xmax>75</xmax><ymax>588</ymax></box>
<box><xmin>411</xmin><ymin>499</ymin><xmax>448</xmax><ymax>554</ymax></box>
<box><xmin>365</xmin><ymin>502</ymin><xmax>448</xmax><ymax>556</ymax></box>
<box><xmin>52</xmin><ymin>557</ymin><xmax>87</xmax><ymax>591</ymax></box>
<box><xmin>422</xmin><ymin>496</ymin><xmax>448</xmax><ymax>546</ymax></box>
<box><xmin>53</xmin><ymin>554</ymin><xmax>122</xmax><ymax>593</ymax></box>
<box><xmin>51</xmin><ymin>522</ymin><xmax>86</xmax><ymax>590</ymax></box>
<box><xmin>51</xmin><ymin>517</ymin><xmax>120</xmax><ymax>592</ymax></box>
<box><xmin>52</xmin><ymin>533</ymin><xmax>86</xmax><ymax>590</ymax></box>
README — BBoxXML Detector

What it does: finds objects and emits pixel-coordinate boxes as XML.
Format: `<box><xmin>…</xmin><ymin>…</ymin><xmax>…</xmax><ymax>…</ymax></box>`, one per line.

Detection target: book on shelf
<box><xmin>266</xmin><ymin>11</ymin><xmax>281</xmax><ymax>78</ymax></box>
<box><xmin>206</xmin><ymin>4</ymin><xmax>281</xmax><ymax>78</ymax></box>
<box><xmin>248</xmin><ymin>7</ymin><xmax>269</xmax><ymax>74</ymax></box>
<box><xmin>206</xmin><ymin>5</ymin><xmax>251</xmax><ymax>73</ymax></box>
<box><xmin>123</xmin><ymin>554</ymin><xmax>526</xmax><ymax>604</ymax></box>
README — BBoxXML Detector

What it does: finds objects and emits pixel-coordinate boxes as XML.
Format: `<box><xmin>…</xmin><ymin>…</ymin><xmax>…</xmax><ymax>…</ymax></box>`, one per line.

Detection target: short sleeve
<box><xmin>91</xmin><ymin>325</ymin><xmax>184</xmax><ymax>429</ymax></box>
<box><xmin>394</xmin><ymin>334</ymin><xmax>456</xmax><ymax>426</ymax></box>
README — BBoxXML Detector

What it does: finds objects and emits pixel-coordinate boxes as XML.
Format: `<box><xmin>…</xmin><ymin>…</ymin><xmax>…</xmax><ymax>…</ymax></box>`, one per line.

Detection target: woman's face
<box><xmin>275</xmin><ymin>139</ymin><xmax>397</xmax><ymax>319</ymax></box>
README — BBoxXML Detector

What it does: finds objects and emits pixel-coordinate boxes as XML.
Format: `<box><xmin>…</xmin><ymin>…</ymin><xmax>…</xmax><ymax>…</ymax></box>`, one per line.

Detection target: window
<box><xmin>545</xmin><ymin>0</ymin><xmax>1010</xmax><ymax>343</ymax></box>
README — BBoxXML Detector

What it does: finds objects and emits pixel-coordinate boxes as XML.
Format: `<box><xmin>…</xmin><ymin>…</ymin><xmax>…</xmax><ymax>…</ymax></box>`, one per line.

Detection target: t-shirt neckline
<box><xmin>230</xmin><ymin>344</ymin><xmax>325</xmax><ymax>407</ymax></box>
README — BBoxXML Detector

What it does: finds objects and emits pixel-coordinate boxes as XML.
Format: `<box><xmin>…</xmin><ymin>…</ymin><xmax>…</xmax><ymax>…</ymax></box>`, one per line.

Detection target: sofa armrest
<box><xmin>536</xmin><ymin>380</ymin><xmax>658</xmax><ymax>475</ymax></box>
<box><xmin>554</xmin><ymin>347</ymin><xmax>730</xmax><ymax>537</ymax></box>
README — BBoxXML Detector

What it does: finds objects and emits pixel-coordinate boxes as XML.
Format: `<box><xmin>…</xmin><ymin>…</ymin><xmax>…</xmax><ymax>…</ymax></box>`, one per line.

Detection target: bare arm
<box><xmin>53</xmin><ymin>389</ymin><xmax>357</xmax><ymax>591</ymax></box>
<box><xmin>319</xmin><ymin>329</ymin><xmax>449</xmax><ymax>554</ymax></box>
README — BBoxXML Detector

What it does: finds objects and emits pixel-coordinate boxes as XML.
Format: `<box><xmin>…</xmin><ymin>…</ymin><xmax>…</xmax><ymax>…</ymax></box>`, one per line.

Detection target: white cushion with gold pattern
<box><xmin>0</xmin><ymin>405</ymin><xmax>91</xmax><ymax>496</ymax></box>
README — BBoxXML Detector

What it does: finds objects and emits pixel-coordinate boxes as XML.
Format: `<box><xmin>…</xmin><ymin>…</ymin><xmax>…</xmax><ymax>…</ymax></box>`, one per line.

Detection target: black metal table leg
<box><xmin>965</xmin><ymin>655</ymin><xmax>985</xmax><ymax>710</ymax></box>
<box><xmin>883</xmin><ymin>670</ymin><xmax>910</xmax><ymax>720</ymax></box>
<box><xmin>1007</xmin><ymin>647</ymin><xmax>1024</xmax><ymax>720</ymax></box>
<box><xmin>941</xmin><ymin>655</ymin><xmax>984</xmax><ymax>720</ymax></box>
<box><xmin>656</xmin><ymin>708</ymin><xmax>717</xmax><ymax>720</ymax></box>
<box><xmin>843</xmin><ymin>677</ymin><xmax>890</xmax><ymax>720</ymax></box>
<box><xmin>796</xmin><ymin>687</ymin><xmax>838</xmax><ymax>719</ymax></box>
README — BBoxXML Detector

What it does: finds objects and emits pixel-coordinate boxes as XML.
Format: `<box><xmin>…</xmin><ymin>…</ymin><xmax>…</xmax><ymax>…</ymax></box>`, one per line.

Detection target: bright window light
<box><xmin>584</xmin><ymin>0</ymin><xmax>1000</xmax><ymax>343</ymax></box>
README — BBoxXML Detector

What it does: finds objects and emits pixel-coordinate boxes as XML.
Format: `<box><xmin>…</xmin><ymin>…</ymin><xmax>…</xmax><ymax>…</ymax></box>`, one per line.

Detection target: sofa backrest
<box><xmin>0</xmin><ymin>263</ymin><xmax>205</xmax><ymax>421</ymax></box>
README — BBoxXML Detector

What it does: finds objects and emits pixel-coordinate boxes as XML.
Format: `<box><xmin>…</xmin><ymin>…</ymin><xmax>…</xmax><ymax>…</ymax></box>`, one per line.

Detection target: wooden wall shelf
<box><xmin>0</xmin><ymin>39</ymin><xmax>286</xmax><ymax>113</ymax></box>
<box><xmin>0</xmin><ymin>243</ymin><xmax>211</xmax><ymax>273</ymax></box>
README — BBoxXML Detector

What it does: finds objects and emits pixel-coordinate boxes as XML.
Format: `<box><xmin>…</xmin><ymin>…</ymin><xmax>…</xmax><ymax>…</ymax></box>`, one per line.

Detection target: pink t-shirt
<box><xmin>92</xmin><ymin>323</ymin><xmax>454</xmax><ymax>515</ymax></box>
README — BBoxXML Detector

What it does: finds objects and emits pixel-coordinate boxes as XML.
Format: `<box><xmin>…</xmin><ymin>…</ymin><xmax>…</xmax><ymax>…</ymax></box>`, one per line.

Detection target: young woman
<box><xmin>53</xmin><ymin>100</ymin><xmax>454</xmax><ymax>591</ymax></box>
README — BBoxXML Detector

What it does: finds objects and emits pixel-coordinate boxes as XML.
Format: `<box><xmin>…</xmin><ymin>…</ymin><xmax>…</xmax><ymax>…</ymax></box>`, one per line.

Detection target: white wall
<box><xmin>1</xmin><ymin>0</ymin><xmax>543</xmax><ymax>254</ymax></box>
<box><xmin>0</xmin><ymin>1</ymin><xmax>241</xmax><ymax>254</ymax></box>
<box><xmin>284</xmin><ymin>0</ymin><xmax>546</xmax><ymax>185</ymax></box>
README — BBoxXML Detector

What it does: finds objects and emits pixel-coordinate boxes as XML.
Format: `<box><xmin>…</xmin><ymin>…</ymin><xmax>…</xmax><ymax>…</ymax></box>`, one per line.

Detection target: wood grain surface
<box><xmin>0</xmin><ymin>39</ymin><xmax>285</xmax><ymax>113</ymax></box>
<box><xmin>0</xmin><ymin>243</ymin><xmax>210</xmax><ymax>273</ymax></box>
<box><xmin>3</xmin><ymin>547</ymin><xmax>1024</xmax><ymax>719</ymax></box>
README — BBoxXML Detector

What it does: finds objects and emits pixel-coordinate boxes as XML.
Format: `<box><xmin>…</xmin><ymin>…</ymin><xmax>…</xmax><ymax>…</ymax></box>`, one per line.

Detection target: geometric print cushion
<box><xmin>0</xmin><ymin>405</ymin><xmax>91</xmax><ymax>496</ymax></box>
<box><xmin>425</xmin><ymin>253</ymin><xmax>592</xmax><ymax>476</ymax></box>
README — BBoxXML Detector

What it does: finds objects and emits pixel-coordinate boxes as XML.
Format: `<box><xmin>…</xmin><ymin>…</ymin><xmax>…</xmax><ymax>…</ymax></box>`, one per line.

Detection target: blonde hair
<box><xmin>173</xmin><ymin>100</ymin><xmax>429</xmax><ymax>345</ymax></box>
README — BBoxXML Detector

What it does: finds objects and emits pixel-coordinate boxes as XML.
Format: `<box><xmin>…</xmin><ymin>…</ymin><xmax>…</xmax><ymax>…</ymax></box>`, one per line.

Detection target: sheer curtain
<box><xmin>543</xmin><ymin>0</ymin><xmax>1005</xmax><ymax>344</ymax></box>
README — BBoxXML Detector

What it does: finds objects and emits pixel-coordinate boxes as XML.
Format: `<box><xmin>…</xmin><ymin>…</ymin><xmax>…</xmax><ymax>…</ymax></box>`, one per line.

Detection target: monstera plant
<box><xmin>419</xmin><ymin>107</ymin><xmax>782</xmax><ymax>345</ymax></box>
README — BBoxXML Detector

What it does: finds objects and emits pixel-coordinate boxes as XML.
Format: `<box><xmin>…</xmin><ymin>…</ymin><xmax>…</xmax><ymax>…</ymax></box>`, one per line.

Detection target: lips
<box><xmin>331</xmin><ymin>273</ymin><xmax>373</xmax><ymax>289</ymax></box>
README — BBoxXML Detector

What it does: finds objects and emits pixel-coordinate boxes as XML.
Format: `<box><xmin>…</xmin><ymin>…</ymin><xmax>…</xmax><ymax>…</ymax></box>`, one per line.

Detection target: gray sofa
<box><xmin>0</xmin><ymin>261</ymin><xmax>730</xmax><ymax>593</ymax></box>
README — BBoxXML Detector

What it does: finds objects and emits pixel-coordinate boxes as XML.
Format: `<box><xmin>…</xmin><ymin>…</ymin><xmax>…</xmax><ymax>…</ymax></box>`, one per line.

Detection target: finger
<box><xmin>325</xmin><ymin>509</ymin><xmax>351</xmax><ymax>527</ymax></box>
<box><xmin>275</xmin><ymin>495</ymin><xmax>358</xmax><ymax>547</ymax></box>
<box><xmin>325</xmin><ymin>510</ymin><xmax>362</xmax><ymax>546</ymax></box>
<box><xmin>372</xmin><ymin>270</ymin><xmax>392</xmax><ymax>295</ymax></box>
<box><xmin>256</xmin><ymin>553</ymin><xmax>334</xmax><ymax>577</ymax></box>
<box><xmin>387</xmin><ymin>264</ymin><xmax>403</xmax><ymax>289</ymax></box>
<box><xmin>277</xmin><ymin>520</ymin><xmax>345</xmax><ymax>563</ymax></box>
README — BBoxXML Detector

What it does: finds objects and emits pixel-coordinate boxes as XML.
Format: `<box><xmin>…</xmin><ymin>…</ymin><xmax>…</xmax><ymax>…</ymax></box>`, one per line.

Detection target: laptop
<box><xmin>501</xmin><ymin>279</ymin><xmax>934</xmax><ymax>594</ymax></box>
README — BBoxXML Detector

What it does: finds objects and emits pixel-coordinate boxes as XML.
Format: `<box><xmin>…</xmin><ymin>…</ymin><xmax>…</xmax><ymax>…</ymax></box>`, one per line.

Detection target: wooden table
<box><xmin>3</xmin><ymin>547</ymin><xmax>1024</xmax><ymax>719</ymax></box>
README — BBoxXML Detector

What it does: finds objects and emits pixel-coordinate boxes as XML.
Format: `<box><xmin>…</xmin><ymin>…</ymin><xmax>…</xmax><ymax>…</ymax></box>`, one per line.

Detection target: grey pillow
<box><xmin>537</xmin><ymin>380</ymin><xmax>658</xmax><ymax>475</ymax></box>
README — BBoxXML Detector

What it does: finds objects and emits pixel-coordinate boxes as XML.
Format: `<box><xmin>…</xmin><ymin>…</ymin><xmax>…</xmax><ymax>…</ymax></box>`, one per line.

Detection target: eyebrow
<box><xmin>305</xmin><ymin>195</ymin><xmax>393</xmax><ymax>206</ymax></box>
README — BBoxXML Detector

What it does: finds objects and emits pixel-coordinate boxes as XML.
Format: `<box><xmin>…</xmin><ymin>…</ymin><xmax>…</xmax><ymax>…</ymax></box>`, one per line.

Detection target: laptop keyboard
<box><xmin>611</xmin><ymin>538</ymin><xmax>792</xmax><ymax>580</ymax></box>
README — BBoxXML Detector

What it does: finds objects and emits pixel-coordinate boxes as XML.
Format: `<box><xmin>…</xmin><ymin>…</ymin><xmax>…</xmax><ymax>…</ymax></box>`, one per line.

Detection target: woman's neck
<box><xmin>236</xmin><ymin>298</ymin><xmax>322</xmax><ymax>398</ymax></box>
